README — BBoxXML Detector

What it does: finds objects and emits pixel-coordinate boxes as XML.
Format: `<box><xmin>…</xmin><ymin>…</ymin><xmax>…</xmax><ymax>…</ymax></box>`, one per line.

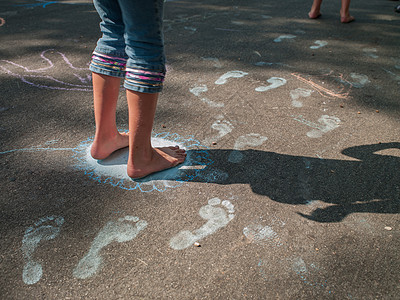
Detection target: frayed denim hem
<box><xmin>124</xmin><ymin>81</ymin><xmax>163</xmax><ymax>94</ymax></box>
<box><xmin>89</xmin><ymin>65</ymin><xmax>126</xmax><ymax>78</ymax></box>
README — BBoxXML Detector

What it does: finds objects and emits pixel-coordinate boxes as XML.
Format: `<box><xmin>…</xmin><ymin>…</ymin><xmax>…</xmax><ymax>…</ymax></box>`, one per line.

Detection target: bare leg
<box><xmin>126</xmin><ymin>90</ymin><xmax>186</xmax><ymax>179</ymax></box>
<box><xmin>309</xmin><ymin>0</ymin><xmax>322</xmax><ymax>19</ymax></box>
<box><xmin>90</xmin><ymin>73</ymin><xmax>129</xmax><ymax>160</ymax></box>
<box><xmin>340</xmin><ymin>0</ymin><xmax>355</xmax><ymax>23</ymax></box>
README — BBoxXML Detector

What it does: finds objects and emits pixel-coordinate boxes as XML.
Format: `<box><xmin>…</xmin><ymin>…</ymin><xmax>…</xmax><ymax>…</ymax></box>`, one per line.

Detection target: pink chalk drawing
<box><xmin>291</xmin><ymin>71</ymin><xmax>352</xmax><ymax>99</ymax></box>
<box><xmin>0</xmin><ymin>49</ymin><xmax>93</xmax><ymax>91</ymax></box>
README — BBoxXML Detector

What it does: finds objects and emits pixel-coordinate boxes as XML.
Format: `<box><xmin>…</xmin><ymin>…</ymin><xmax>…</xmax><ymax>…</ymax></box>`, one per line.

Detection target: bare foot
<box><xmin>341</xmin><ymin>15</ymin><xmax>355</xmax><ymax>23</ymax></box>
<box><xmin>308</xmin><ymin>11</ymin><xmax>322</xmax><ymax>19</ymax></box>
<box><xmin>127</xmin><ymin>146</ymin><xmax>186</xmax><ymax>179</ymax></box>
<box><xmin>91</xmin><ymin>132</ymin><xmax>129</xmax><ymax>160</ymax></box>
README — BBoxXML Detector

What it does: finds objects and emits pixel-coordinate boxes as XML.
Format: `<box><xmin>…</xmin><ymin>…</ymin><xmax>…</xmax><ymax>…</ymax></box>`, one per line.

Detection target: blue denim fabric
<box><xmin>90</xmin><ymin>0</ymin><xmax>165</xmax><ymax>93</ymax></box>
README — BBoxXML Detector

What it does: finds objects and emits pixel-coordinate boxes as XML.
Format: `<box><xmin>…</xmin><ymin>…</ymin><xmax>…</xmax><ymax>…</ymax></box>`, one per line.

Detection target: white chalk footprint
<box><xmin>290</xmin><ymin>88</ymin><xmax>313</xmax><ymax>107</ymax></box>
<box><xmin>255</xmin><ymin>77</ymin><xmax>287</xmax><ymax>92</ymax></box>
<box><xmin>189</xmin><ymin>84</ymin><xmax>208</xmax><ymax>98</ymax></box>
<box><xmin>349</xmin><ymin>73</ymin><xmax>370</xmax><ymax>88</ymax></box>
<box><xmin>243</xmin><ymin>223</ymin><xmax>283</xmax><ymax>247</ymax></box>
<box><xmin>274</xmin><ymin>34</ymin><xmax>296</xmax><ymax>43</ymax></box>
<box><xmin>307</xmin><ymin>115</ymin><xmax>341</xmax><ymax>138</ymax></box>
<box><xmin>310</xmin><ymin>40</ymin><xmax>328</xmax><ymax>49</ymax></box>
<box><xmin>215</xmin><ymin>70</ymin><xmax>248</xmax><ymax>85</ymax></box>
<box><xmin>363</xmin><ymin>48</ymin><xmax>378</xmax><ymax>59</ymax></box>
<box><xmin>169</xmin><ymin>198</ymin><xmax>235</xmax><ymax>250</ymax></box>
<box><xmin>21</xmin><ymin>216</ymin><xmax>64</xmax><ymax>285</ymax></box>
<box><xmin>73</xmin><ymin>216</ymin><xmax>147</xmax><ymax>279</ymax></box>
<box><xmin>228</xmin><ymin>133</ymin><xmax>268</xmax><ymax>163</ymax></box>
<box><xmin>203</xmin><ymin>115</ymin><xmax>234</xmax><ymax>145</ymax></box>
<box><xmin>184</xmin><ymin>26</ymin><xmax>197</xmax><ymax>34</ymax></box>
<box><xmin>189</xmin><ymin>84</ymin><xmax>224</xmax><ymax>107</ymax></box>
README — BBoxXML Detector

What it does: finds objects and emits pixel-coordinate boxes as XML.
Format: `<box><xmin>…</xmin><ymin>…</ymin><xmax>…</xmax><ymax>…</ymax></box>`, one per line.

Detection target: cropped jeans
<box><xmin>90</xmin><ymin>0</ymin><xmax>165</xmax><ymax>93</ymax></box>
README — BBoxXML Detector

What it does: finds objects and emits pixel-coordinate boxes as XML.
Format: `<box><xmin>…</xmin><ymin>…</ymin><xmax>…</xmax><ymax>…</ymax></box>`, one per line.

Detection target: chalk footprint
<box><xmin>255</xmin><ymin>77</ymin><xmax>287</xmax><ymax>92</ymax></box>
<box><xmin>310</xmin><ymin>40</ymin><xmax>328</xmax><ymax>49</ymax></box>
<box><xmin>363</xmin><ymin>48</ymin><xmax>378</xmax><ymax>59</ymax></box>
<box><xmin>203</xmin><ymin>115</ymin><xmax>234</xmax><ymax>145</ymax></box>
<box><xmin>307</xmin><ymin>115</ymin><xmax>341</xmax><ymax>138</ymax></box>
<box><xmin>189</xmin><ymin>84</ymin><xmax>224</xmax><ymax>107</ymax></box>
<box><xmin>243</xmin><ymin>223</ymin><xmax>283</xmax><ymax>247</ymax></box>
<box><xmin>21</xmin><ymin>216</ymin><xmax>65</xmax><ymax>285</ymax></box>
<box><xmin>215</xmin><ymin>70</ymin><xmax>248</xmax><ymax>85</ymax></box>
<box><xmin>349</xmin><ymin>73</ymin><xmax>370</xmax><ymax>88</ymax></box>
<box><xmin>290</xmin><ymin>88</ymin><xmax>314</xmax><ymax>108</ymax></box>
<box><xmin>274</xmin><ymin>34</ymin><xmax>296</xmax><ymax>43</ymax></box>
<box><xmin>169</xmin><ymin>198</ymin><xmax>235</xmax><ymax>250</ymax></box>
<box><xmin>73</xmin><ymin>216</ymin><xmax>147</xmax><ymax>279</ymax></box>
<box><xmin>228</xmin><ymin>133</ymin><xmax>268</xmax><ymax>163</ymax></box>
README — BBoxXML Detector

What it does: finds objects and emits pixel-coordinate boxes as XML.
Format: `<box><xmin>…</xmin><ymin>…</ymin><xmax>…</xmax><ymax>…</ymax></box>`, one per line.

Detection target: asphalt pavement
<box><xmin>0</xmin><ymin>0</ymin><xmax>399</xmax><ymax>299</ymax></box>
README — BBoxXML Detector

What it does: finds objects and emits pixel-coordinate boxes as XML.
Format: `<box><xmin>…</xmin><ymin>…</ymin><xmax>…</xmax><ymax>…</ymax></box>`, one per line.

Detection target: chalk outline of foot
<box><xmin>169</xmin><ymin>198</ymin><xmax>235</xmax><ymax>250</ymax></box>
<box><xmin>363</xmin><ymin>48</ymin><xmax>379</xmax><ymax>59</ymax></box>
<box><xmin>203</xmin><ymin>115</ymin><xmax>234</xmax><ymax>145</ymax></box>
<box><xmin>73</xmin><ymin>216</ymin><xmax>147</xmax><ymax>279</ymax></box>
<box><xmin>215</xmin><ymin>70</ymin><xmax>248</xmax><ymax>85</ymax></box>
<box><xmin>243</xmin><ymin>216</ymin><xmax>285</xmax><ymax>247</ymax></box>
<box><xmin>310</xmin><ymin>40</ymin><xmax>328</xmax><ymax>49</ymax></box>
<box><xmin>21</xmin><ymin>215</ymin><xmax>65</xmax><ymax>285</ymax></box>
<box><xmin>291</xmin><ymin>257</ymin><xmax>333</xmax><ymax>292</ymax></box>
<box><xmin>290</xmin><ymin>88</ymin><xmax>314</xmax><ymax>108</ymax></box>
<box><xmin>255</xmin><ymin>77</ymin><xmax>287</xmax><ymax>92</ymax></box>
<box><xmin>184</xmin><ymin>26</ymin><xmax>197</xmax><ymax>34</ymax></box>
<box><xmin>348</xmin><ymin>73</ymin><xmax>370</xmax><ymax>88</ymax></box>
<box><xmin>243</xmin><ymin>223</ymin><xmax>283</xmax><ymax>247</ymax></box>
<box><xmin>307</xmin><ymin>115</ymin><xmax>341</xmax><ymax>138</ymax></box>
<box><xmin>228</xmin><ymin>133</ymin><xmax>268</xmax><ymax>163</ymax></box>
<box><xmin>189</xmin><ymin>84</ymin><xmax>224</xmax><ymax>107</ymax></box>
<box><xmin>274</xmin><ymin>34</ymin><xmax>296</xmax><ymax>43</ymax></box>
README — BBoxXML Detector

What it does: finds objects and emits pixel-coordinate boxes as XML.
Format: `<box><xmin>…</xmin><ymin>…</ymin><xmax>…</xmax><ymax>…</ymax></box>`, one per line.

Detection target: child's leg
<box><xmin>118</xmin><ymin>0</ymin><xmax>187</xmax><ymax>178</ymax></box>
<box><xmin>309</xmin><ymin>0</ymin><xmax>323</xmax><ymax>19</ymax></box>
<box><xmin>340</xmin><ymin>0</ymin><xmax>355</xmax><ymax>23</ymax></box>
<box><xmin>125</xmin><ymin>90</ymin><xmax>186</xmax><ymax>179</ymax></box>
<box><xmin>90</xmin><ymin>0</ymin><xmax>129</xmax><ymax>159</ymax></box>
<box><xmin>90</xmin><ymin>72</ymin><xmax>129</xmax><ymax>160</ymax></box>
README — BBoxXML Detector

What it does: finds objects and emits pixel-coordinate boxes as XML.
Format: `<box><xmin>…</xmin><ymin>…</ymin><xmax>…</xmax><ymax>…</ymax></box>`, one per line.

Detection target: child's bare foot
<box><xmin>308</xmin><ymin>11</ymin><xmax>322</xmax><ymax>19</ymax></box>
<box><xmin>127</xmin><ymin>146</ymin><xmax>186</xmax><ymax>179</ymax></box>
<box><xmin>91</xmin><ymin>132</ymin><xmax>129</xmax><ymax>160</ymax></box>
<box><xmin>341</xmin><ymin>15</ymin><xmax>355</xmax><ymax>23</ymax></box>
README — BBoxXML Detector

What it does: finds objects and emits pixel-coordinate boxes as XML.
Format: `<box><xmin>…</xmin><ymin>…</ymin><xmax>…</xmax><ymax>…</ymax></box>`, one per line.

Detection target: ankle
<box><xmin>340</xmin><ymin>9</ymin><xmax>349</xmax><ymax>17</ymax></box>
<box><xmin>94</xmin><ymin>130</ymin><xmax>120</xmax><ymax>142</ymax></box>
<box><xmin>130</xmin><ymin>144</ymin><xmax>154</xmax><ymax>162</ymax></box>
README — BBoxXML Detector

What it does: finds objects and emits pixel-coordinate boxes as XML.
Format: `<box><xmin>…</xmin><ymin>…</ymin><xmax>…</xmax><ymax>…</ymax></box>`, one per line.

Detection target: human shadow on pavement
<box><xmin>183</xmin><ymin>142</ymin><xmax>400</xmax><ymax>223</ymax></box>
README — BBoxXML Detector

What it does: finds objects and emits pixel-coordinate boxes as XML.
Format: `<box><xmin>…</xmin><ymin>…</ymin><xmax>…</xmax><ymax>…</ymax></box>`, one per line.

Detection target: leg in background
<box><xmin>309</xmin><ymin>0</ymin><xmax>323</xmax><ymax>19</ymax></box>
<box><xmin>340</xmin><ymin>0</ymin><xmax>355</xmax><ymax>23</ymax></box>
